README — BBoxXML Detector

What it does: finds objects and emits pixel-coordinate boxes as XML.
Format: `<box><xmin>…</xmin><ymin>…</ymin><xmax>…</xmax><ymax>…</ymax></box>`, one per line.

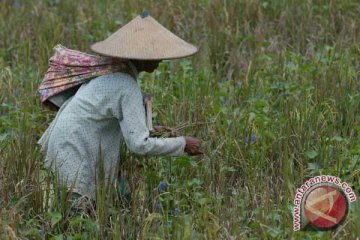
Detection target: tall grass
<box><xmin>0</xmin><ymin>0</ymin><xmax>359</xmax><ymax>239</ymax></box>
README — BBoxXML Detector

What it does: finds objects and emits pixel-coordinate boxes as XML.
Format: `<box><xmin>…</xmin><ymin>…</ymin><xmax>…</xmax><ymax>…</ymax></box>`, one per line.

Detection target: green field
<box><xmin>0</xmin><ymin>0</ymin><xmax>359</xmax><ymax>239</ymax></box>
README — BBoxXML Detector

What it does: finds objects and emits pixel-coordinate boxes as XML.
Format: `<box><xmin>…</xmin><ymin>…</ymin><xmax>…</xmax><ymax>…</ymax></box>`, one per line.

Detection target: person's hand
<box><xmin>184</xmin><ymin>136</ymin><xmax>203</xmax><ymax>156</ymax></box>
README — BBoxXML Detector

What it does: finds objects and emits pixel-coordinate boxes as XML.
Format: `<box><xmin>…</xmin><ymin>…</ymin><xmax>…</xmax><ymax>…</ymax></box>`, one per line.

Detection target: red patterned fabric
<box><xmin>38</xmin><ymin>44</ymin><xmax>129</xmax><ymax>107</ymax></box>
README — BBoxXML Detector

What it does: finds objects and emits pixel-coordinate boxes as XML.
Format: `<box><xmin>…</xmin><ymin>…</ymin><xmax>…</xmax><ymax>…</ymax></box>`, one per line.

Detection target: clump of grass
<box><xmin>1</xmin><ymin>0</ymin><xmax>359</xmax><ymax>239</ymax></box>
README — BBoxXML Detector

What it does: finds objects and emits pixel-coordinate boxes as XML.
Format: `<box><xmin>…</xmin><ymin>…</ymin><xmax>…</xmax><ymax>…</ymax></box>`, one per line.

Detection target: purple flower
<box><xmin>173</xmin><ymin>208</ymin><xmax>180</xmax><ymax>216</ymax></box>
<box><xmin>244</xmin><ymin>134</ymin><xmax>257</xmax><ymax>144</ymax></box>
<box><xmin>158</xmin><ymin>181</ymin><xmax>167</xmax><ymax>192</ymax></box>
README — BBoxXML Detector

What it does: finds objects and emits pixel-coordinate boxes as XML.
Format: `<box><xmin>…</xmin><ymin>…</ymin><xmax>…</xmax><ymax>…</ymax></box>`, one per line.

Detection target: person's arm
<box><xmin>117</xmin><ymin>77</ymin><xmax>186</xmax><ymax>156</ymax></box>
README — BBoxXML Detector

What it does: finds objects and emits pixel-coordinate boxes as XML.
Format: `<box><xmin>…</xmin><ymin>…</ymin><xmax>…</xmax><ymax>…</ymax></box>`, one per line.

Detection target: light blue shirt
<box><xmin>38</xmin><ymin>71</ymin><xmax>185</xmax><ymax>198</ymax></box>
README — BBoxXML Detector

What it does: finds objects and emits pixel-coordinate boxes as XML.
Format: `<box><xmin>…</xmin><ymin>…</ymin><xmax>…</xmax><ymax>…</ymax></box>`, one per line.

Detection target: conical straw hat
<box><xmin>91</xmin><ymin>12</ymin><xmax>198</xmax><ymax>60</ymax></box>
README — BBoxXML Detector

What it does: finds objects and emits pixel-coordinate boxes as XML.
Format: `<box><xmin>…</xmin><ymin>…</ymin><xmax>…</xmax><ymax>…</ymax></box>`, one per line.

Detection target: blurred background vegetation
<box><xmin>0</xmin><ymin>0</ymin><xmax>359</xmax><ymax>239</ymax></box>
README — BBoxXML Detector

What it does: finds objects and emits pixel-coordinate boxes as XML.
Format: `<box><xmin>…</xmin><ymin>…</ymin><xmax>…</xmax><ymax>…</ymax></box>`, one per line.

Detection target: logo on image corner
<box><xmin>292</xmin><ymin>175</ymin><xmax>357</xmax><ymax>231</ymax></box>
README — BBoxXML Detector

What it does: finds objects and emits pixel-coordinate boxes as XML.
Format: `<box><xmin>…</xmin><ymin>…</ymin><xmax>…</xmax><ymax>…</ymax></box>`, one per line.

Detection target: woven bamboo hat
<box><xmin>91</xmin><ymin>11</ymin><xmax>198</xmax><ymax>60</ymax></box>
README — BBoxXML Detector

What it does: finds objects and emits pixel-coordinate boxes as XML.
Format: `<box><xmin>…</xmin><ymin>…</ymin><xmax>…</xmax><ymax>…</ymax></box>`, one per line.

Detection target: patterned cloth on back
<box><xmin>38</xmin><ymin>44</ymin><xmax>130</xmax><ymax>108</ymax></box>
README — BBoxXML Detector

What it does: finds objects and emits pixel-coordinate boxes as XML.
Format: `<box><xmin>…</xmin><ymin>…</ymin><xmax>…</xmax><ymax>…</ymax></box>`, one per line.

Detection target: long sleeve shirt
<box><xmin>38</xmin><ymin>71</ymin><xmax>185</xmax><ymax>198</ymax></box>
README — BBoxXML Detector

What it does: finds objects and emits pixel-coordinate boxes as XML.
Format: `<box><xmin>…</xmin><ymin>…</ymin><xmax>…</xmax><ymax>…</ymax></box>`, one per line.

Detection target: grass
<box><xmin>0</xmin><ymin>0</ymin><xmax>359</xmax><ymax>239</ymax></box>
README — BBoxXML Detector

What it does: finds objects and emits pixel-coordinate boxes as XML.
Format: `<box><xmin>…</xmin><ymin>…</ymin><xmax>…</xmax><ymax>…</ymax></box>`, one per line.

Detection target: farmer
<box><xmin>38</xmin><ymin>12</ymin><xmax>202</xmax><ymax>203</ymax></box>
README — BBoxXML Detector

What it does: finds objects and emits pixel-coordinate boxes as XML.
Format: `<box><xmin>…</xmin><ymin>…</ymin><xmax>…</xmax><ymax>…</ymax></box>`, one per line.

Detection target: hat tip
<box><xmin>140</xmin><ymin>11</ymin><xmax>150</xmax><ymax>18</ymax></box>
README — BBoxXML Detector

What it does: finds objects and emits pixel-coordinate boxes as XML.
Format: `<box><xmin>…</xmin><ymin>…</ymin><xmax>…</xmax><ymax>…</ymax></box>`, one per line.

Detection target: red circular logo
<box><xmin>304</xmin><ymin>185</ymin><xmax>348</xmax><ymax>229</ymax></box>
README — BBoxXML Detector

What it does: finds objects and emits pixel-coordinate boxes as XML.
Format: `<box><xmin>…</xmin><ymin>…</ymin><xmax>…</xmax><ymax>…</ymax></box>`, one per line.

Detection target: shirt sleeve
<box><xmin>115</xmin><ymin>76</ymin><xmax>186</xmax><ymax>156</ymax></box>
